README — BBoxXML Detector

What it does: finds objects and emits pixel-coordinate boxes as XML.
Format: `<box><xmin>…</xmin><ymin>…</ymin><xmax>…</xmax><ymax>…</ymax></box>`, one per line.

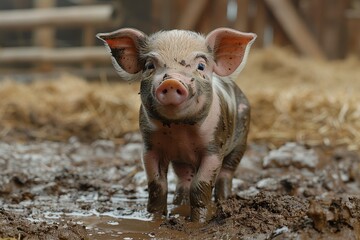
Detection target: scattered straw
<box><xmin>0</xmin><ymin>47</ymin><xmax>359</xmax><ymax>150</ymax></box>
<box><xmin>239</xmin><ymin>47</ymin><xmax>360</xmax><ymax>150</ymax></box>
<box><xmin>0</xmin><ymin>74</ymin><xmax>140</xmax><ymax>141</ymax></box>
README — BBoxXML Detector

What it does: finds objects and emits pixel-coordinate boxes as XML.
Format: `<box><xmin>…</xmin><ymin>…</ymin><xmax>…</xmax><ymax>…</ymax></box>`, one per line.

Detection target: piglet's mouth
<box><xmin>155</xmin><ymin>79</ymin><xmax>189</xmax><ymax>106</ymax></box>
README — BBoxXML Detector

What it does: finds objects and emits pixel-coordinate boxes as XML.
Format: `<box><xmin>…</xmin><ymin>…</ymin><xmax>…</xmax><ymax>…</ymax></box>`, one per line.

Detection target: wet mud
<box><xmin>0</xmin><ymin>133</ymin><xmax>359</xmax><ymax>239</ymax></box>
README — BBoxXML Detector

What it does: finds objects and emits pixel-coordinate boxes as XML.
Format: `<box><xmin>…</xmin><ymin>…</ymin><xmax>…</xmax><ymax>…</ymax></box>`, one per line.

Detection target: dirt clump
<box><xmin>0</xmin><ymin>208</ymin><xmax>88</xmax><ymax>240</ymax></box>
<box><xmin>158</xmin><ymin>193</ymin><xmax>360</xmax><ymax>239</ymax></box>
<box><xmin>214</xmin><ymin>193</ymin><xmax>308</xmax><ymax>236</ymax></box>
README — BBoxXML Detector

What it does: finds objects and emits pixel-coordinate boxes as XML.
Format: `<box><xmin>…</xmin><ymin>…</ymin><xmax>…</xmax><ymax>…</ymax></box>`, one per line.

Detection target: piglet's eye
<box><xmin>145</xmin><ymin>62</ymin><xmax>155</xmax><ymax>70</ymax></box>
<box><xmin>197</xmin><ymin>63</ymin><xmax>205</xmax><ymax>71</ymax></box>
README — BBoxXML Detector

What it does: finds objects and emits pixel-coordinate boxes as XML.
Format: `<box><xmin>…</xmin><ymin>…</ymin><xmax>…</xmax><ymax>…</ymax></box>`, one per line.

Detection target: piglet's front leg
<box><xmin>143</xmin><ymin>151</ymin><xmax>169</xmax><ymax>216</ymax></box>
<box><xmin>190</xmin><ymin>154</ymin><xmax>222</xmax><ymax>222</ymax></box>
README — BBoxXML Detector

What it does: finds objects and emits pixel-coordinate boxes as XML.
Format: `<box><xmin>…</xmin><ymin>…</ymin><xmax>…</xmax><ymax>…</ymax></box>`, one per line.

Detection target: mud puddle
<box><xmin>1</xmin><ymin>133</ymin><xmax>360</xmax><ymax>239</ymax></box>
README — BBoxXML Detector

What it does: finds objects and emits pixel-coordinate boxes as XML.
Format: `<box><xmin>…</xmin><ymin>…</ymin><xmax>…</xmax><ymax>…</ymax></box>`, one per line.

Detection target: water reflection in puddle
<box><xmin>80</xmin><ymin>215</ymin><xmax>161</xmax><ymax>239</ymax></box>
<box><xmin>23</xmin><ymin>193</ymin><xmax>184</xmax><ymax>239</ymax></box>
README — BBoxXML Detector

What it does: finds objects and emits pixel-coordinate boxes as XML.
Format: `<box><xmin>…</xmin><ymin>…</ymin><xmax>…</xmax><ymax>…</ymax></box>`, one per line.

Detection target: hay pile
<box><xmin>0</xmin><ymin>75</ymin><xmax>140</xmax><ymax>141</ymax></box>
<box><xmin>0</xmin><ymin>47</ymin><xmax>359</xmax><ymax>150</ymax></box>
<box><xmin>240</xmin><ymin>47</ymin><xmax>360</xmax><ymax>150</ymax></box>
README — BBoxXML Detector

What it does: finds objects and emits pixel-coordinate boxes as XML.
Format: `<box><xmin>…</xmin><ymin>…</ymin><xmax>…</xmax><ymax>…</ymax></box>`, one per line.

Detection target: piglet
<box><xmin>97</xmin><ymin>28</ymin><xmax>256</xmax><ymax>222</ymax></box>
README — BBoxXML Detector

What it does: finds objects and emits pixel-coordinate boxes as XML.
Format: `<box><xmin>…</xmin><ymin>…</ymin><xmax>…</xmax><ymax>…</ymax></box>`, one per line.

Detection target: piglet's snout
<box><xmin>156</xmin><ymin>79</ymin><xmax>189</xmax><ymax>106</ymax></box>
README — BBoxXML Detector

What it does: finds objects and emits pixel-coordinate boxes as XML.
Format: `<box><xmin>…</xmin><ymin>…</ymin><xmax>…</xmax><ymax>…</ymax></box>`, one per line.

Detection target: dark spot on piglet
<box><xmin>179</xmin><ymin>60</ymin><xmax>186</xmax><ymax>66</ymax></box>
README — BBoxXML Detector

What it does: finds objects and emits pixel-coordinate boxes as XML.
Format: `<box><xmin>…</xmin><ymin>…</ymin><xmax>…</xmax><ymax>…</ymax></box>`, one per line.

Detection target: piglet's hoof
<box><xmin>190</xmin><ymin>207</ymin><xmax>208</xmax><ymax>223</ymax></box>
<box><xmin>147</xmin><ymin>195</ymin><xmax>167</xmax><ymax>216</ymax></box>
<box><xmin>173</xmin><ymin>187</ymin><xmax>190</xmax><ymax>205</ymax></box>
<box><xmin>215</xmin><ymin>177</ymin><xmax>232</xmax><ymax>202</ymax></box>
<box><xmin>147</xmin><ymin>201</ymin><xmax>167</xmax><ymax>217</ymax></box>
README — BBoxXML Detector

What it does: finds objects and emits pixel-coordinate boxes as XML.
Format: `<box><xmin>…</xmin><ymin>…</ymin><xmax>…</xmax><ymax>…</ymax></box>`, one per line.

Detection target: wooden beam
<box><xmin>234</xmin><ymin>0</ymin><xmax>249</xmax><ymax>31</ymax></box>
<box><xmin>346</xmin><ymin>10</ymin><xmax>360</xmax><ymax>57</ymax></box>
<box><xmin>33</xmin><ymin>0</ymin><xmax>55</xmax><ymax>71</ymax></box>
<box><xmin>152</xmin><ymin>0</ymin><xmax>172</xmax><ymax>30</ymax></box>
<box><xmin>322</xmin><ymin>0</ymin><xmax>349</xmax><ymax>59</ymax></box>
<box><xmin>33</xmin><ymin>0</ymin><xmax>55</xmax><ymax>48</ymax></box>
<box><xmin>151</xmin><ymin>0</ymin><xmax>163</xmax><ymax>31</ymax></box>
<box><xmin>0</xmin><ymin>67</ymin><xmax>119</xmax><ymax>82</ymax></box>
<box><xmin>264</xmin><ymin>0</ymin><xmax>326</xmax><ymax>59</ymax></box>
<box><xmin>253</xmin><ymin>0</ymin><xmax>267</xmax><ymax>48</ymax></box>
<box><xmin>0</xmin><ymin>47</ymin><xmax>110</xmax><ymax>64</ymax></box>
<box><xmin>0</xmin><ymin>5</ymin><xmax>118</xmax><ymax>29</ymax></box>
<box><xmin>177</xmin><ymin>0</ymin><xmax>209</xmax><ymax>30</ymax></box>
<box><xmin>212</xmin><ymin>0</ymin><xmax>228</xmax><ymax>28</ymax></box>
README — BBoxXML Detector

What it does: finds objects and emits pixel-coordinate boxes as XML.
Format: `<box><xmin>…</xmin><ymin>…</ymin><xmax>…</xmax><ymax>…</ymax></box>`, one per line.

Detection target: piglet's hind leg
<box><xmin>215</xmin><ymin>141</ymin><xmax>247</xmax><ymax>201</ymax></box>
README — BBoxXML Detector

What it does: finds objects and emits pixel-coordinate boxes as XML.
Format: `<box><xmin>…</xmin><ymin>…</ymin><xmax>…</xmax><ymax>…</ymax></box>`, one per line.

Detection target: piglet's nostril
<box><xmin>156</xmin><ymin>79</ymin><xmax>189</xmax><ymax>105</ymax></box>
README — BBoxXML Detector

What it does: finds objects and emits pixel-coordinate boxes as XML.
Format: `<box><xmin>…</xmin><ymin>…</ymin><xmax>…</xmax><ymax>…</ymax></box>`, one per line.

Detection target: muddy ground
<box><xmin>0</xmin><ymin>47</ymin><xmax>359</xmax><ymax>239</ymax></box>
<box><xmin>0</xmin><ymin>132</ymin><xmax>359</xmax><ymax>239</ymax></box>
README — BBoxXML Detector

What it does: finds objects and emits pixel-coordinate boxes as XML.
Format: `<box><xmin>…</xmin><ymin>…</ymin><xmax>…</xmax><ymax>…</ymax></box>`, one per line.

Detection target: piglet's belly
<box><xmin>150</xmin><ymin>133</ymin><xmax>206</xmax><ymax>165</ymax></box>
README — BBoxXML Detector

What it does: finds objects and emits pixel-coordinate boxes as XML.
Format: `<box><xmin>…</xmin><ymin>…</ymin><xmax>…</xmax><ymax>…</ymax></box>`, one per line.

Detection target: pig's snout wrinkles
<box><xmin>156</xmin><ymin>79</ymin><xmax>189</xmax><ymax>106</ymax></box>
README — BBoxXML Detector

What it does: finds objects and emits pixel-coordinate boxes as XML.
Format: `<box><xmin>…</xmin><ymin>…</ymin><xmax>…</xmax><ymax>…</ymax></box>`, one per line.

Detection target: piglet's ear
<box><xmin>206</xmin><ymin>28</ymin><xmax>256</xmax><ymax>77</ymax></box>
<box><xmin>97</xmin><ymin>28</ymin><xmax>146</xmax><ymax>81</ymax></box>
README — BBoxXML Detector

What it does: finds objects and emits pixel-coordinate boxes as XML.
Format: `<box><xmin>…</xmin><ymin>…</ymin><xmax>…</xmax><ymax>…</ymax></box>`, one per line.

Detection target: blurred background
<box><xmin>0</xmin><ymin>0</ymin><xmax>359</xmax><ymax>80</ymax></box>
<box><xmin>0</xmin><ymin>0</ymin><xmax>359</xmax><ymax>150</ymax></box>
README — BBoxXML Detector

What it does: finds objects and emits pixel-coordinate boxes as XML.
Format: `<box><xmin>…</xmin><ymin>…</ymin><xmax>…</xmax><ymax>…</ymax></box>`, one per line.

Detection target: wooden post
<box><xmin>264</xmin><ymin>0</ymin><xmax>326</xmax><ymax>59</ymax></box>
<box><xmin>196</xmin><ymin>0</ymin><xmax>227</xmax><ymax>32</ymax></box>
<box><xmin>151</xmin><ymin>0</ymin><xmax>162</xmax><ymax>31</ymax></box>
<box><xmin>82</xmin><ymin>0</ymin><xmax>95</xmax><ymax>70</ymax></box>
<box><xmin>176</xmin><ymin>0</ymin><xmax>209</xmax><ymax>30</ymax></box>
<box><xmin>33</xmin><ymin>0</ymin><xmax>55</xmax><ymax>71</ymax></box>
<box><xmin>253</xmin><ymin>0</ymin><xmax>267</xmax><ymax>47</ymax></box>
<box><xmin>152</xmin><ymin>0</ymin><xmax>172</xmax><ymax>30</ymax></box>
<box><xmin>172</xmin><ymin>0</ymin><xmax>187</xmax><ymax>28</ymax></box>
<box><xmin>212</xmin><ymin>0</ymin><xmax>228</xmax><ymax>28</ymax></box>
<box><xmin>299</xmin><ymin>0</ymin><xmax>349</xmax><ymax>59</ymax></box>
<box><xmin>234</xmin><ymin>0</ymin><xmax>250</xmax><ymax>31</ymax></box>
<box><xmin>346</xmin><ymin>9</ymin><xmax>360</xmax><ymax>57</ymax></box>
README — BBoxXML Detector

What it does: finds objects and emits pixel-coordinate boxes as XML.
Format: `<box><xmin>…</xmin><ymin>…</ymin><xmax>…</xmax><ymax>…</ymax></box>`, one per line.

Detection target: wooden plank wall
<box><xmin>0</xmin><ymin>0</ymin><xmax>359</xmax><ymax>79</ymax></box>
<box><xmin>0</xmin><ymin>0</ymin><xmax>122</xmax><ymax>79</ymax></box>
<box><xmin>150</xmin><ymin>0</ymin><xmax>355</xmax><ymax>60</ymax></box>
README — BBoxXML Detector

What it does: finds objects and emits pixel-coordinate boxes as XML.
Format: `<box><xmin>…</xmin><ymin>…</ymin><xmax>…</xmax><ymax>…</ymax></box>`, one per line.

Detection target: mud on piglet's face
<box><xmin>138</xmin><ymin>31</ymin><xmax>215</xmax><ymax>123</ymax></box>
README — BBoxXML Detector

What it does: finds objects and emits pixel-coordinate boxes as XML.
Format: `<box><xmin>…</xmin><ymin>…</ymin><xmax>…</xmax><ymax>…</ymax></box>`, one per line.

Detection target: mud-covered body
<box><xmin>97</xmin><ymin>28</ymin><xmax>256</xmax><ymax>222</ymax></box>
<box><xmin>140</xmin><ymin>77</ymin><xmax>250</xmax><ymax>219</ymax></box>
